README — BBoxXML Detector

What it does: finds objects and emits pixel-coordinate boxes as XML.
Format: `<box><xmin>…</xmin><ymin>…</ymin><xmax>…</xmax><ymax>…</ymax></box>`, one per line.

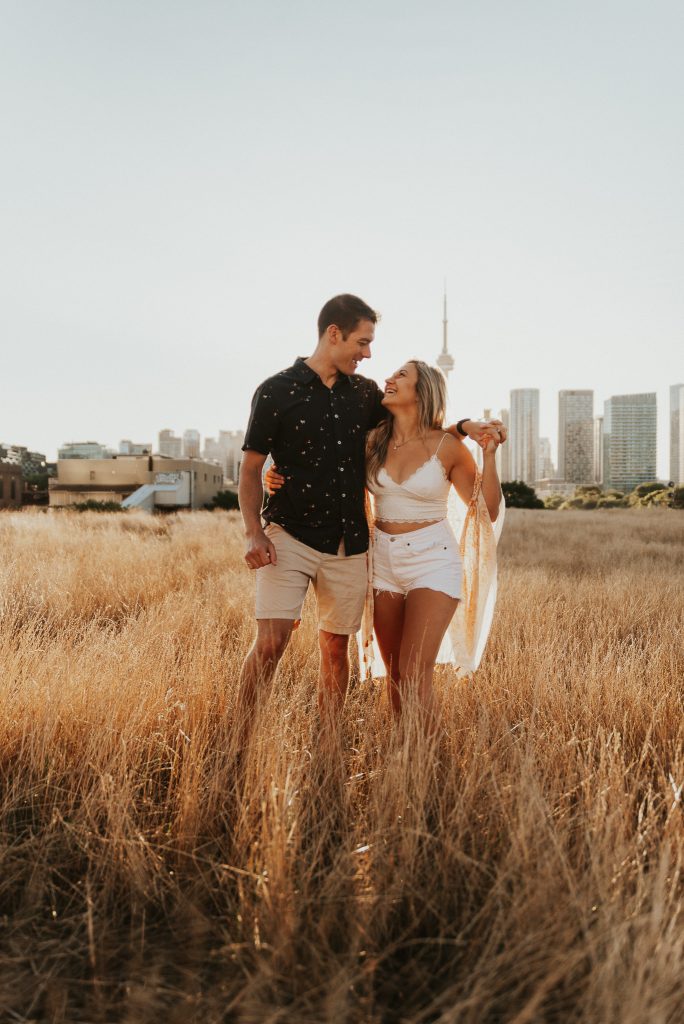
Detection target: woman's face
<box><xmin>382</xmin><ymin>362</ymin><xmax>418</xmax><ymax>408</ymax></box>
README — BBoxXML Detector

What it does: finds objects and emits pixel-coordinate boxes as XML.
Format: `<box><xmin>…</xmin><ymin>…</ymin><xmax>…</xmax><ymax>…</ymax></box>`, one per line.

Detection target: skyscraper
<box><xmin>119</xmin><ymin>439</ymin><xmax>151</xmax><ymax>455</ymax></box>
<box><xmin>593</xmin><ymin>415</ymin><xmax>603</xmax><ymax>484</ymax></box>
<box><xmin>558</xmin><ymin>390</ymin><xmax>594</xmax><ymax>484</ymax></box>
<box><xmin>183</xmin><ymin>429</ymin><xmax>201</xmax><ymax>459</ymax></box>
<box><xmin>435</xmin><ymin>288</ymin><xmax>454</xmax><ymax>379</ymax></box>
<box><xmin>538</xmin><ymin>437</ymin><xmax>555</xmax><ymax>479</ymax></box>
<box><xmin>202</xmin><ymin>430</ymin><xmax>245</xmax><ymax>482</ymax></box>
<box><xmin>603</xmin><ymin>393</ymin><xmax>657</xmax><ymax>493</ymax></box>
<box><xmin>219</xmin><ymin>430</ymin><xmax>245</xmax><ymax>482</ymax></box>
<box><xmin>158</xmin><ymin>429</ymin><xmax>183</xmax><ymax>458</ymax></box>
<box><xmin>509</xmin><ymin>389</ymin><xmax>539</xmax><ymax>484</ymax></box>
<box><xmin>498</xmin><ymin>407</ymin><xmax>511</xmax><ymax>481</ymax></box>
<box><xmin>670</xmin><ymin>383</ymin><xmax>684</xmax><ymax>484</ymax></box>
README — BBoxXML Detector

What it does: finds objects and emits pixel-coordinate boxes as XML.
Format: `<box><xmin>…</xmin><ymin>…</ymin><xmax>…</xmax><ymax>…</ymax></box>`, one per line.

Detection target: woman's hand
<box><xmin>264</xmin><ymin>464</ymin><xmax>285</xmax><ymax>495</ymax></box>
<box><xmin>482</xmin><ymin>432</ymin><xmax>501</xmax><ymax>456</ymax></box>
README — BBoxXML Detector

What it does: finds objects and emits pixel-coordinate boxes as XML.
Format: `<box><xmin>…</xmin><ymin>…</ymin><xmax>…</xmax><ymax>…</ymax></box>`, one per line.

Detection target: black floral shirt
<box><xmin>242</xmin><ymin>358</ymin><xmax>386</xmax><ymax>555</ymax></box>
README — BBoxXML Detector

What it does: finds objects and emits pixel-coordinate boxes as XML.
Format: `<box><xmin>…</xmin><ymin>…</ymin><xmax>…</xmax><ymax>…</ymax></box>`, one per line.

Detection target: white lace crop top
<box><xmin>368</xmin><ymin>435</ymin><xmax>451</xmax><ymax>523</ymax></box>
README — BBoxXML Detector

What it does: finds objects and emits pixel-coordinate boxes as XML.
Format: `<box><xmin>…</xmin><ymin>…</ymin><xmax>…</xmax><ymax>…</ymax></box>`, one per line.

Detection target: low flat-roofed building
<box><xmin>119</xmin><ymin>440</ymin><xmax>152</xmax><ymax>455</ymax></box>
<box><xmin>534</xmin><ymin>478</ymin><xmax>576</xmax><ymax>501</ymax></box>
<box><xmin>0</xmin><ymin>462</ymin><xmax>22</xmax><ymax>509</ymax></box>
<box><xmin>58</xmin><ymin>441</ymin><xmax>117</xmax><ymax>460</ymax></box>
<box><xmin>49</xmin><ymin>454</ymin><xmax>224</xmax><ymax>510</ymax></box>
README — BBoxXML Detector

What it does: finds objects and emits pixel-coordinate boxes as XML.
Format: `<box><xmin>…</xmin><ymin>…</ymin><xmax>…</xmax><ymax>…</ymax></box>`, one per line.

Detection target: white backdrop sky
<box><xmin>1</xmin><ymin>0</ymin><xmax>682</xmax><ymax>475</ymax></box>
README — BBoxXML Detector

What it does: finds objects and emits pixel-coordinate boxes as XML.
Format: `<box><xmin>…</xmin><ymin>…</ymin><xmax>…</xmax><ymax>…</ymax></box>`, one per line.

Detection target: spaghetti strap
<box><xmin>435</xmin><ymin>432</ymin><xmax>450</xmax><ymax>456</ymax></box>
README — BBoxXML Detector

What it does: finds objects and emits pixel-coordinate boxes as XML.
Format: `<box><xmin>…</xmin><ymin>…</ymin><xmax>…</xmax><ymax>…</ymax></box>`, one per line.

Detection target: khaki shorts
<box><xmin>255</xmin><ymin>523</ymin><xmax>367</xmax><ymax>635</ymax></box>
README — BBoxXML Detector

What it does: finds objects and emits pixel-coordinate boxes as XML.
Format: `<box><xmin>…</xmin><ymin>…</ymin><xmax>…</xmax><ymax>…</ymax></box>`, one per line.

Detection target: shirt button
<box><xmin>390</xmin><ymin>537</ymin><xmax>395</xmax><ymax>542</ymax></box>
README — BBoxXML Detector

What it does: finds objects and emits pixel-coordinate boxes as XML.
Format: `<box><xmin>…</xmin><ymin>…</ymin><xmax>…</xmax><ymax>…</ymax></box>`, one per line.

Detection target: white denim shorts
<box><xmin>372</xmin><ymin>519</ymin><xmax>462</xmax><ymax>600</ymax></box>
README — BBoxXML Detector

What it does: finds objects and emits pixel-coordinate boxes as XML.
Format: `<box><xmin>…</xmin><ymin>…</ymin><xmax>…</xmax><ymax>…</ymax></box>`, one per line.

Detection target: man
<box><xmin>238</xmin><ymin>294</ymin><xmax>503</xmax><ymax>724</ymax></box>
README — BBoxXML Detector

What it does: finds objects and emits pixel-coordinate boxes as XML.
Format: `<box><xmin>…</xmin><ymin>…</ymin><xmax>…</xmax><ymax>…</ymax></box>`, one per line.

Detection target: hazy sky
<box><xmin>1</xmin><ymin>0</ymin><xmax>682</xmax><ymax>474</ymax></box>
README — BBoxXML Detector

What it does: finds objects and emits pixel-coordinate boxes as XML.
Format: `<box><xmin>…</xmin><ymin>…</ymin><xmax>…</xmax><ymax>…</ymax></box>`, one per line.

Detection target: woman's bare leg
<box><xmin>398</xmin><ymin>589</ymin><xmax>458</xmax><ymax>726</ymax></box>
<box><xmin>372</xmin><ymin>590</ymin><xmax>405</xmax><ymax>715</ymax></box>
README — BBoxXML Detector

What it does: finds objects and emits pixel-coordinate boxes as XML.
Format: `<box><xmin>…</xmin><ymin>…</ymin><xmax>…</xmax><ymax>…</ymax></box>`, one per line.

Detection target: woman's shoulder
<box><xmin>432</xmin><ymin>430</ymin><xmax>459</xmax><ymax>453</ymax></box>
<box><xmin>434</xmin><ymin>431</ymin><xmax>471</xmax><ymax>467</ymax></box>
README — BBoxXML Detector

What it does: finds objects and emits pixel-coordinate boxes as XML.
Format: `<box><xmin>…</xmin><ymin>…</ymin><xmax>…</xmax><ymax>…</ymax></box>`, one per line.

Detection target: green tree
<box><xmin>24</xmin><ymin>472</ymin><xmax>49</xmax><ymax>491</ymax></box>
<box><xmin>501</xmin><ymin>481</ymin><xmax>544</xmax><ymax>509</ymax></box>
<box><xmin>672</xmin><ymin>485</ymin><xmax>684</xmax><ymax>509</ymax></box>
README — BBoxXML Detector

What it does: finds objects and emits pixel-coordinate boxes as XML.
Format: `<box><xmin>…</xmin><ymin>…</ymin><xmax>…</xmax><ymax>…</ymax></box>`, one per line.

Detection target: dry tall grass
<box><xmin>0</xmin><ymin>508</ymin><xmax>682</xmax><ymax>1023</ymax></box>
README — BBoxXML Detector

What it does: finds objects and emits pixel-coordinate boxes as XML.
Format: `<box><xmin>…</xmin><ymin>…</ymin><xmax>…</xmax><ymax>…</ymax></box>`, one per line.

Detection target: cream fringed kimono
<box><xmin>360</xmin><ymin>471</ymin><xmax>505</xmax><ymax>680</ymax></box>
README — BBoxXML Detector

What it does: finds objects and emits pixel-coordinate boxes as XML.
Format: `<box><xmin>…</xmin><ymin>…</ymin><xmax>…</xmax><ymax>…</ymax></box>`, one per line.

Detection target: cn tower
<box><xmin>436</xmin><ymin>287</ymin><xmax>454</xmax><ymax>378</ymax></box>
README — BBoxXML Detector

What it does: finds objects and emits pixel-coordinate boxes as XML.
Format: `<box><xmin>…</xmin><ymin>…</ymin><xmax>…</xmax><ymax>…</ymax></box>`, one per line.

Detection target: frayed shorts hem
<box><xmin>372</xmin><ymin>583</ymin><xmax>461</xmax><ymax>601</ymax></box>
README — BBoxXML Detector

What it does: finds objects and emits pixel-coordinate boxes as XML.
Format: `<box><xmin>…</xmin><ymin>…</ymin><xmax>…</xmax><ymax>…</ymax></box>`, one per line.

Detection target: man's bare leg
<box><xmin>317</xmin><ymin>630</ymin><xmax>351</xmax><ymax>732</ymax></box>
<box><xmin>236</xmin><ymin>618</ymin><xmax>293</xmax><ymax>743</ymax></box>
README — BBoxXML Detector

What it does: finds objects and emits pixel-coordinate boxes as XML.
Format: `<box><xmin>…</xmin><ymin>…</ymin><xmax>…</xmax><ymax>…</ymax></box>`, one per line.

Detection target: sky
<box><xmin>1</xmin><ymin>0</ymin><xmax>682</xmax><ymax>475</ymax></box>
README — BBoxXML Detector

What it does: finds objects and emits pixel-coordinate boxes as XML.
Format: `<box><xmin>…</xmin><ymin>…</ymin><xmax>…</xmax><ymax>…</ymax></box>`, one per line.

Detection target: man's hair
<box><xmin>317</xmin><ymin>294</ymin><xmax>378</xmax><ymax>339</ymax></box>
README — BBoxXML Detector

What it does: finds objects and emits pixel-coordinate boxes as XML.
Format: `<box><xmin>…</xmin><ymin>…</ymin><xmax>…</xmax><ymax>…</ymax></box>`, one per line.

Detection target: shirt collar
<box><xmin>290</xmin><ymin>356</ymin><xmax>351</xmax><ymax>388</ymax></box>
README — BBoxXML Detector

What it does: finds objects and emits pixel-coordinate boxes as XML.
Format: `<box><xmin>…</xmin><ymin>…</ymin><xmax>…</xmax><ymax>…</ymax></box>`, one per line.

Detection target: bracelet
<box><xmin>456</xmin><ymin>418</ymin><xmax>470</xmax><ymax>437</ymax></box>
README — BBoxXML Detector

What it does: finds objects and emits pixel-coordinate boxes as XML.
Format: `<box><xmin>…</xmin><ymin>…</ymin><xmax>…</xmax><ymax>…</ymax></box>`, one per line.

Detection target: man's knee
<box><xmin>254</xmin><ymin>621</ymin><xmax>293</xmax><ymax>663</ymax></box>
<box><xmin>319</xmin><ymin>630</ymin><xmax>350</xmax><ymax>665</ymax></box>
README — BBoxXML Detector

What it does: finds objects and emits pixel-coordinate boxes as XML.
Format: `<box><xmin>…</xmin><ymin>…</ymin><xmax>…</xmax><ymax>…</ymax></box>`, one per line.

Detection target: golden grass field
<box><xmin>0</xmin><ymin>508</ymin><xmax>682</xmax><ymax>1024</ymax></box>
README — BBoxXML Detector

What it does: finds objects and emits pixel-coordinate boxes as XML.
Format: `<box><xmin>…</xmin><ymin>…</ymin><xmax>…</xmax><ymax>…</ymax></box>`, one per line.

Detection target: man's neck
<box><xmin>304</xmin><ymin>350</ymin><xmax>339</xmax><ymax>389</ymax></box>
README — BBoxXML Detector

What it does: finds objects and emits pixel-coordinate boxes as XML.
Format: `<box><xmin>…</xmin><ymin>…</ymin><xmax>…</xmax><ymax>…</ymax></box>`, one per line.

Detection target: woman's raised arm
<box><xmin>447</xmin><ymin>434</ymin><xmax>502</xmax><ymax>521</ymax></box>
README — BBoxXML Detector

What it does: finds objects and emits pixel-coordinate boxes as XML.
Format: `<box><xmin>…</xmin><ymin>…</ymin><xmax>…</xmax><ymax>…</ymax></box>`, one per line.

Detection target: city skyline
<box><xmin>6</xmin><ymin>376</ymin><xmax>683</xmax><ymax>487</ymax></box>
<box><xmin>5</xmin><ymin>368</ymin><xmax>682</xmax><ymax>482</ymax></box>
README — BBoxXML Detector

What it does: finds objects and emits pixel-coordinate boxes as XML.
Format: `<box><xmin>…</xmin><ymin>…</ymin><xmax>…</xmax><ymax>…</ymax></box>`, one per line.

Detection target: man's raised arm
<box><xmin>238</xmin><ymin>450</ymin><xmax>278</xmax><ymax>569</ymax></box>
<box><xmin>446</xmin><ymin>418</ymin><xmax>507</xmax><ymax>448</ymax></box>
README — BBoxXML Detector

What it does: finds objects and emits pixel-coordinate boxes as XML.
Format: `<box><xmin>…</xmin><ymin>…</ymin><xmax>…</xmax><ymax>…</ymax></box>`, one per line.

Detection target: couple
<box><xmin>238</xmin><ymin>293</ymin><xmax>504</xmax><ymax>726</ymax></box>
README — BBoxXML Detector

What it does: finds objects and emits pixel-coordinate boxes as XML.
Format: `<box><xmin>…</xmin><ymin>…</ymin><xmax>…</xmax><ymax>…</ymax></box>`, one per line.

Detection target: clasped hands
<box><xmin>468</xmin><ymin>418</ymin><xmax>506</xmax><ymax>453</ymax></box>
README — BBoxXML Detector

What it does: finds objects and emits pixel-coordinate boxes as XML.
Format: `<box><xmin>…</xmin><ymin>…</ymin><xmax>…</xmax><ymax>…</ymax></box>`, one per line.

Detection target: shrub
<box><xmin>210</xmin><ymin>490</ymin><xmax>240</xmax><ymax>511</ymax></box>
<box><xmin>632</xmin><ymin>481</ymin><xmax>667</xmax><ymax>498</ymax></box>
<box><xmin>597</xmin><ymin>495</ymin><xmax>628</xmax><ymax>509</ymax></box>
<box><xmin>70</xmin><ymin>500</ymin><xmax>125</xmax><ymax>513</ymax></box>
<box><xmin>628</xmin><ymin>482</ymin><xmax>673</xmax><ymax>508</ymax></box>
<box><xmin>543</xmin><ymin>494</ymin><xmax>565</xmax><ymax>510</ymax></box>
<box><xmin>672</xmin><ymin>485</ymin><xmax>684</xmax><ymax>509</ymax></box>
<box><xmin>574</xmin><ymin>485</ymin><xmax>602</xmax><ymax>498</ymax></box>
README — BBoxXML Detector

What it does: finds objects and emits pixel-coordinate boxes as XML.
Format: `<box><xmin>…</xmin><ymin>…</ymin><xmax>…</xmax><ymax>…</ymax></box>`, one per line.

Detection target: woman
<box><xmin>362</xmin><ymin>360</ymin><xmax>503</xmax><ymax>720</ymax></box>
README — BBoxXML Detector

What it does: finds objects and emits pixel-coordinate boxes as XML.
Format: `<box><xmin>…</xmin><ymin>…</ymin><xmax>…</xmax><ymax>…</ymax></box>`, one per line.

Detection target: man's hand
<box><xmin>264</xmin><ymin>465</ymin><xmax>285</xmax><ymax>495</ymax></box>
<box><xmin>244</xmin><ymin>529</ymin><xmax>277</xmax><ymax>570</ymax></box>
<box><xmin>482</xmin><ymin>431</ymin><xmax>502</xmax><ymax>456</ymax></box>
<box><xmin>460</xmin><ymin>418</ymin><xmax>507</xmax><ymax>449</ymax></box>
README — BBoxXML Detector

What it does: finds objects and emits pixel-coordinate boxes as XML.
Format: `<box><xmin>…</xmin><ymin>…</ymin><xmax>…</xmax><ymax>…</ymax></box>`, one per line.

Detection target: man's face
<box><xmin>330</xmin><ymin>319</ymin><xmax>375</xmax><ymax>375</ymax></box>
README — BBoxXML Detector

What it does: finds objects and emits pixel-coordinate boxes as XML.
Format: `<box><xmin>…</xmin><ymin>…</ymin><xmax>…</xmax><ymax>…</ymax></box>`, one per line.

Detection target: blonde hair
<box><xmin>366</xmin><ymin>360</ymin><xmax>448</xmax><ymax>486</ymax></box>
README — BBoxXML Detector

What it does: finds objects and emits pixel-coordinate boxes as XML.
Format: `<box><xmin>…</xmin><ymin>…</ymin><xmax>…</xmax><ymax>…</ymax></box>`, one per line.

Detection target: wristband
<box><xmin>456</xmin><ymin>418</ymin><xmax>470</xmax><ymax>437</ymax></box>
